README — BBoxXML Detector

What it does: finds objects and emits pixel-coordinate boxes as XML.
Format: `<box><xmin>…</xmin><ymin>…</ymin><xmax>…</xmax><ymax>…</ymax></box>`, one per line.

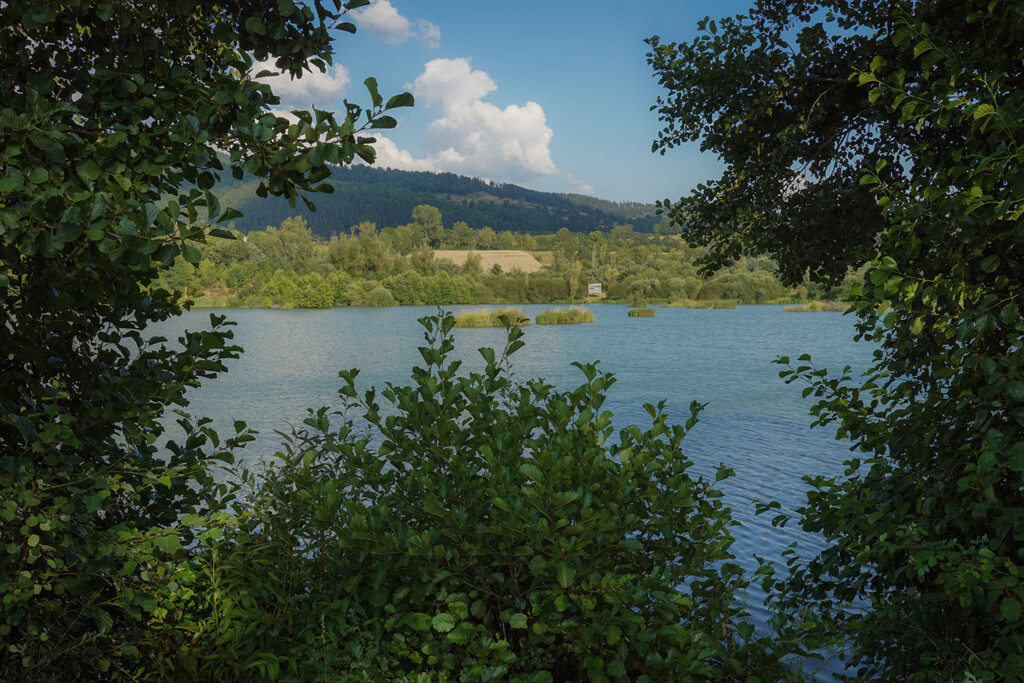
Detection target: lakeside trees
<box><xmin>650</xmin><ymin>0</ymin><xmax>1024</xmax><ymax>678</ymax></box>
<box><xmin>163</xmin><ymin>209</ymin><xmax>861</xmax><ymax>308</ymax></box>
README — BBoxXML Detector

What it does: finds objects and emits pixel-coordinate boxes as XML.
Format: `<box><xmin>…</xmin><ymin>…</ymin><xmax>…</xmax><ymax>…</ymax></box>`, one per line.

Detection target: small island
<box><xmin>628</xmin><ymin>307</ymin><xmax>656</xmax><ymax>317</ymax></box>
<box><xmin>661</xmin><ymin>299</ymin><xmax>738</xmax><ymax>309</ymax></box>
<box><xmin>453</xmin><ymin>308</ymin><xmax>530</xmax><ymax>327</ymax></box>
<box><xmin>535</xmin><ymin>308</ymin><xmax>595</xmax><ymax>325</ymax></box>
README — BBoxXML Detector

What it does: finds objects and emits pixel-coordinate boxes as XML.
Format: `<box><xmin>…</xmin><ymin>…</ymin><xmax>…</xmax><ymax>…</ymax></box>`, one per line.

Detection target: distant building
<box><xmin>587</xmin><ymin>282</ymin><xmax>602</xmax><ymax>296</ymax></box>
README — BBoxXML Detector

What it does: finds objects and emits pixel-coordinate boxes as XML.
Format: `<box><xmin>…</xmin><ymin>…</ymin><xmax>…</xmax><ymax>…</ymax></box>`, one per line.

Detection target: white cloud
<box><xmin>567</xmin><ymin>173</ymin><xmax>595</xmax><ymax>195</ymax></box>
<box><xmin>354</xmin><ymin>1</ymin><xmax>441</xmax><ymax>47</ymax></box>
<box><xmin>371</xmin><ymin>135</ymin><xmax>438</xmax><ymax>172</ymax></box>
<box><xmin>253</xmin><ymin>59</ymin><xmax>350</xmax><ymax>108</ymax></box>
<box><xmin>267</xmin><ymin>108</ymin><xmax>301</xmax><ymax>125</ymax></box>
<box><xmin>416</xmin><ymin>20</ymin><xmax>442</xmax><ymax>48</ymax></box>
<box><xmin>384</xmin><ymin>58</ymin><xmax>559</xmax><ymax>182</ymax></box>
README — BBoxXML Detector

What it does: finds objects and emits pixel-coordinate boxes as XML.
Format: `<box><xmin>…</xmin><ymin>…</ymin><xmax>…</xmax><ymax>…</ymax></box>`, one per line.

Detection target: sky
<box><xmin>259</xmin><ymin>0</ymin><xmax>755</xmax><ymax>203</ymax></box>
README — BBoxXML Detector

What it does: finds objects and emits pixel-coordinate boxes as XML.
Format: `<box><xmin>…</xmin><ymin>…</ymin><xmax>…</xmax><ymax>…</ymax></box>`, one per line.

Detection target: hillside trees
<box><xmin>0</xmin><ymin>0</ymin><xmax>411</xmax><ymax>677</ymax></box>
<box><xmin>650</xmin><ymin>0</ymin><xmax>1024</xmax><ymax>678</ymax></box>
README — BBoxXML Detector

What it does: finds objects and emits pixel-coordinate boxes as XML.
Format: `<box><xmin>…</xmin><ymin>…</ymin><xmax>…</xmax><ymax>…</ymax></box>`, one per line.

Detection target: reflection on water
<box><xmin>150</xmin><ymin>303</ymin><xmax>874</xmax><ymax>680</ymax></box>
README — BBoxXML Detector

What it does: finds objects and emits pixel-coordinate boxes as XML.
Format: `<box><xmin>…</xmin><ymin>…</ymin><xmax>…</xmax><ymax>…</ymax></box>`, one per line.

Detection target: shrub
<box><xmin>535</xmin><ymin>308</ymin><xmax>595</xmax><ymax>325</ymax></box>
<box><xmin>365</xmin><ymin>284</ymin><xmax>397</xmax><ymax>307</ymax></box>
<box><xmin>454</xmin><ymin>308</ymin><xmax>530</xmax><ymax>328</ymax></box>
<box><xmin>628</xmin><ymin>307</ymin><xmax>656</xmax><ymax>317</ymax></box>
<box><xmin>193</xmin><ymin>314</ymin><xmax>797</xmax><ymax>680</ymax></box>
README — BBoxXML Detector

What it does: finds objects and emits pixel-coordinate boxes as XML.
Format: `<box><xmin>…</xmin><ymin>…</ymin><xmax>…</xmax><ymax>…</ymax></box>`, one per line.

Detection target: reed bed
<box><xmin>661</xmin><ymin>299</ymin><xmax>738</xmax><ymax>309</ymax></box>
<box><xmin>627</xmin><ymin>307</ymin><xmax>656</xmax><ymax>317</ymax></box>
<box><xmin>783</xmin><ymin>300</ymin><xmax>850</xmax><ymax>313</ymax></box>
<box><xmin>535</xmin><ymin>308</ymin><xmax>595</xmax><ymax>325</ymax></box>
<box><xmin>453</xmin><ymin>308</ymin><xmax>530</xmax><ymax>327</ymax></box>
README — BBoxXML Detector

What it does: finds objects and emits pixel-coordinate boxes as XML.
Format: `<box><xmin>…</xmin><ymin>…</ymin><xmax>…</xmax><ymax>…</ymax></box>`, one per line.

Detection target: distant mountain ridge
<box><xmin>215</xmin><ymin>165</ymin><xmax>663</xmax><ymax>237</ymax></box>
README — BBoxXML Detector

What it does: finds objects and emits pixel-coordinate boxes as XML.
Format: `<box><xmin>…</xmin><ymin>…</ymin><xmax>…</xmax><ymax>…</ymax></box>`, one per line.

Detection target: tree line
<box><xmin>161</xmin><ymin>207</ymin><xmax>860</xmax><ymax>309</ymax></box>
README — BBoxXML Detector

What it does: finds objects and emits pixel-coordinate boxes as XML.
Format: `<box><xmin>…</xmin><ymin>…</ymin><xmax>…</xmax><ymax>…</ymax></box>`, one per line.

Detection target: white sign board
<box><xmin>587</xmin><ymin>282</ymin><xmax>602</xmax><ymax>296</ymax></box>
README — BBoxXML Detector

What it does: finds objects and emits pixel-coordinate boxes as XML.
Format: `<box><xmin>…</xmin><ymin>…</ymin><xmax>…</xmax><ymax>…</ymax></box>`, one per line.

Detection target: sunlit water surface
<box><xmin>151</xmin><ymin>303</ymin><xmax>874</xmax><ymax>680</ymax></box>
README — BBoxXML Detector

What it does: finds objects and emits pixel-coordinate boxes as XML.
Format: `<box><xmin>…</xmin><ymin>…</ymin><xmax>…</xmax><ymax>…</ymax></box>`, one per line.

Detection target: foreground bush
<box><xmin>454</xmin><ymin>307</ymin><xmax>530</xmax><ymax>327</ymax></box>
<box><xmin>628</xmin><ymin>307</ymin><xmax>656</xmax><ymax>317</ymax></box>
<box><xmin>192</xmin><ymin>314</ymin><xmax>799</xmax><ymax>681</ymax></box>
<box><xmin>535</xmin><ymin>308</ymin><xmax>595</xmax><ymax>325</ymax></box>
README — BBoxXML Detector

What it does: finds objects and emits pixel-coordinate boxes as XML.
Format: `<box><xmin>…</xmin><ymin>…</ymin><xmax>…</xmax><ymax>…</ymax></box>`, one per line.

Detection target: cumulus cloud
<box><xmin>416</xmin><ymin>20</ymin><xmax>442</xmax><ymax>49</ymax></box>
<box><xmin>376</xmin><ymin>58</ymin><xmax>557</xmax><ymax>182</ymax></box>
<box><xmin>371</xmin><ymin>135</ymin><xmax>438</xmax><ymax>172</ymax></box>
<box><xmin>354</xmin><ymin>1</ymin><xmax>441</xmax><ymax>47</ymax></box>
<box><xmin>253</xmin><ymin>59</ymin><xmax>350</xmax><ymax>108</ymax></box>
<box><xmin>566</xmin><ymin>173</ymin><xmax>595</xmax><ymax>195</ymax></box>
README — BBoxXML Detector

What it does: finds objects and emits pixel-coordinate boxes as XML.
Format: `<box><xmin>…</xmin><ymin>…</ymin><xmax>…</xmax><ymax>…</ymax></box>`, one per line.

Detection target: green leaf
<box><xmin>181</xmin><ymin>243</ymin><xmax>202</xmax><ymax>264</ymax></box>
<box><xmin>364</xmin><ymin>77</ymin><xmax>382</xmax><ymax>107</ymax></box>
<box><xmin>508</xmin><ymin>613</ymin><xmax>527</xmax><ymax>629</ymax></box>
<box><xmin>76</xmin><ymin>159</ymin><xmax>101</xmax><ymax>182</ymax></box>
<box><xmin>217</xmin><ymin>207</ymin><xmax>244</xmax><ymax>224</ymax></box>
<box><xmin>385</xmin><ymin>92</ymin><xmax>415</xmax><ymax>109</ymax></box>
<box><xmin>980</xmin><ymin>254</ymin><xmax>1000</xmax><ymax>273</ymax></box>
<box><xmin>1001</xmin><ymin>597</ymin><xmax>1021</xmax><ymax>622</ymax></box>
<box><xmin>142</xmin><ymin>203</ymin><xmax>158</xmax><ymax>226</ymax></box>
<box><xmin>153</xmin><ymin>534</ymin><xmax>180</xmax><ymax>553</ymax></box>
<box><xmin>181</xmin><ymin>514</ymin><xmax>205</xmax><ymax>527</ymax></box>
<box><xmin>27</xmin><ymin>534</ymin><xmax>39</xmax><ymax>547</ymax></box>
<box><xmin>370</xmin><ymin>115</ymin><xmax>397</xmax><ymax>130</ymax></box>
<box><xmin>556</xmin><ymin>561</ymin><xmax>576</xmax><ymax>589</ymax></box>
<box><xmin>519</xmin><ymin>462</ymin><xmax>543</xmax><ymax>483</ymax></box>
<box><xmin>432</xmin><ymin>612</ymin><xmax>456</xmax><ymax>633</ymax></box>
<box><xmin>94</xmin><ymin>609</ymin><xmax>113</xmax><ymax>634</ymax></box>
<box><xmin>402</xmin><ymin>612</ymin><xmax>432</xmax><ymax>631</ymax></box>
<box><xmin>974</xmin><ymin>103</ymin><xmax>995</xmax><ymax>120</ymax></box>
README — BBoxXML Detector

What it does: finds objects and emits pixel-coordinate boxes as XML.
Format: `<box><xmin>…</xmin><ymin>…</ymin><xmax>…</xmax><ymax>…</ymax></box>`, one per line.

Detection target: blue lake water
<box><xmin>151</xmin><ymin>303</ymin><xmax>874</xmax><ymax>679</ymax></box>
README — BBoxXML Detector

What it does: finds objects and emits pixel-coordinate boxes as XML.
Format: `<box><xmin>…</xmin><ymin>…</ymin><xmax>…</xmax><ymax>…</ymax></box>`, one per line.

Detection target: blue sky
<box><xmin>263</xmin><ymin>1</ymin><xmax>754</xmax><ymax>202</ymax></box>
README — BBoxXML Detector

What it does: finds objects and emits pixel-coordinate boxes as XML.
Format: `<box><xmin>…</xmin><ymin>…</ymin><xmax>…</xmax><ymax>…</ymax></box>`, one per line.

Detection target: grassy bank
<box><xmin>783</xmin><ymin>300</ymin><xmax>850</xmax><ymax>312</ymax></box>
<box><xmin>535</xmin><ymin>308</ymin><xmax>595</xmax><ymax>325</ymax></box>
<box><xmin>454</xmin><ymin>308</ymin><xmax>530</xmax><ymax>327</ymax></box>
<box><xmin>628</xmin><ymin>308</ymin><xmax>656</xmax><ymax>317</ymax></box>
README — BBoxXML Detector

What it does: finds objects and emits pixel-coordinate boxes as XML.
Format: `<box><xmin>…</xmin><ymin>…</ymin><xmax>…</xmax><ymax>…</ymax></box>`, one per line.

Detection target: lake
<box><xmin>151</xmin><ymin>303</ymin><xmax>874</xmax><ymax>678</ymax></box>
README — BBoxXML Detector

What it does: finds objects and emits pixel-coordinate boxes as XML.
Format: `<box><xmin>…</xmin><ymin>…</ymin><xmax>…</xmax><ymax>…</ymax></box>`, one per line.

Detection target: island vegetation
<box><xmin>3</xmin><ymin>0</ymin><xmax>1021</xmax><ymax>681</ymax></box>
<box><xmin>452</xmin><ymin>308</ymin><xmax>530</xmax><ymax>328</ymax></box>
<box><xmin>627</xmin><ymin>308</ymin><xmax>656</xmax><ymax>318</ymax></box>
<box><xmin>661</xmin><ymin>299</ymin><xmax>738</xmax><ymax>309</ymax></box>
<box><xmin>535</xmin><ymin>308</ymin><xmax>595</xmax><ymax>325</ymax></box>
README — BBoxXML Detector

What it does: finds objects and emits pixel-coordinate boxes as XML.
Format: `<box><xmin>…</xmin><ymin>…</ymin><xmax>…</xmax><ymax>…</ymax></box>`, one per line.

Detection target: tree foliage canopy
<box><xmin>0</xmin><ymin>0</ymin><xmax>411</xmax><ymax>676</ymax></box>
<box><xmin>651</xmin><ymin>0</ymin><xmax>1024</xmax><ymax>679</ymax></box>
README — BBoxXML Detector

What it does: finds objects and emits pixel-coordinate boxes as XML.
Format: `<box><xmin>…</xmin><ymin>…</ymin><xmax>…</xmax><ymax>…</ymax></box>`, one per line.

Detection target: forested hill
<box><xmin>215</xmin><ymin>165</ymin><xmax>663</xmax><ymax>237</ymax></box>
